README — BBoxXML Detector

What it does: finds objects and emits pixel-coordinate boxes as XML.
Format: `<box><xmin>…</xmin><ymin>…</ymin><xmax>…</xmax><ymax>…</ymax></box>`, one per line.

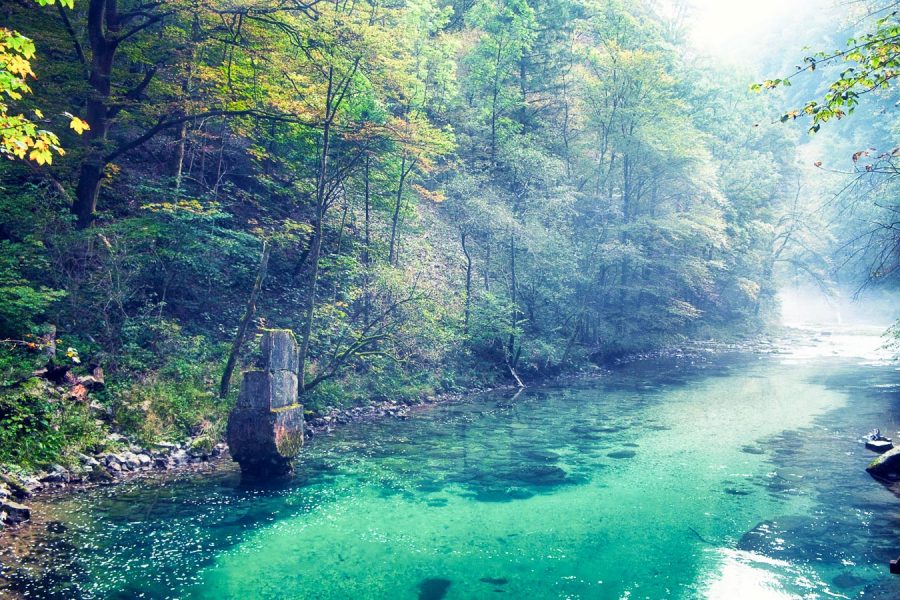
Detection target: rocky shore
<box><xmin>0</xmin><ymin>433</ymin><xmax>227</xmax><ymax>528</ymax></box>
<box><xmin>0</xmin><ymin>389</ymin><xmax>488</xmax><ymax>529</ymax></box>
<box><xmin>0</xmin><ymin>333</ymin><xmax>783</xmax><ymax>530</ymax></box>
<box><xmin>602</xmin><ymin>335</ymin><xmax>783</xmax><ymax>366</ymax></box>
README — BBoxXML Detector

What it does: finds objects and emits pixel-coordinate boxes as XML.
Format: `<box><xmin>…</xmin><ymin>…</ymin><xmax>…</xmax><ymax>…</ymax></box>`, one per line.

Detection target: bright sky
<box><xmin>682</xmin><ymin>0</ymin><xmax>828</xmax><ymax>67</ymax></box>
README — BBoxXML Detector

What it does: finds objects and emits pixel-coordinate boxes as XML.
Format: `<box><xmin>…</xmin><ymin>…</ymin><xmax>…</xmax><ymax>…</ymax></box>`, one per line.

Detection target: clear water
<box><xmin>3</xmin><ymin>329</ymin><xmax>900</xmax><ymax>599</ymax></box>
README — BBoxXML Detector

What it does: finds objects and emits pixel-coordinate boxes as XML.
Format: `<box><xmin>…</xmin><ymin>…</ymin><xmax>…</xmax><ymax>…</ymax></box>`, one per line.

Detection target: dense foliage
<box><xmin>0</xmin><ymin>0</ymin><xmax>798</xmax><ymax>469</ymax></box>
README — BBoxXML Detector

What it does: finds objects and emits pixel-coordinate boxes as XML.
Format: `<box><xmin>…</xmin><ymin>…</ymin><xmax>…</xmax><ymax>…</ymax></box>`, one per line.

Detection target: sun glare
<box><xmin>683</xmin><ymin>0</ymin><xmax>827</xmax><ymax>65</ymax></box>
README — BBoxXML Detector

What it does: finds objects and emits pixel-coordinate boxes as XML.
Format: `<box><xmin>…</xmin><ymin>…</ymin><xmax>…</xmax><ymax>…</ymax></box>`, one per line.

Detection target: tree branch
<box><xmin>104</xmin><ymin>109</ymin><xmax>313</xmax><ymax>164</ymax></box>
<box><xmin>57</xmin><ymin>4</ymin><xmax>88</xmax><ymax>69</ymax></box>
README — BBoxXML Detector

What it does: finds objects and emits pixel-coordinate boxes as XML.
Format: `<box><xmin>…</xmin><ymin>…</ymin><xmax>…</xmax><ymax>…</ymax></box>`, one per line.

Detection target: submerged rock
<box><xmin>832</xmin><ymin>572</ymin><xmax>868</xmax><ymax>589</ymax></box>
<box><xmin>607</xmin><ymin>450</ymin><xmax>636</xmax><ymax>459</ymax></box>
<box><xmin>418</xmin><ymin>578</ymin><xmax>452</xmax><ymax>600</ymax></box>
<box><xmin>509</xmin><ymin>465</ymin><xmax>568</xmax><ymax>486</ymax></box>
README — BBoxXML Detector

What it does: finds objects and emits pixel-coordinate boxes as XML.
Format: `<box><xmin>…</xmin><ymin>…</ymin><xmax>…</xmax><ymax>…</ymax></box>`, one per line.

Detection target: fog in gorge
<box><xmin>679</xmin><ymin>0</ymin><xmax>900</xmax><ymax>332</ymax></box>
<box><xmin>779</xmin><ymin>284</ymin><xmax>900</xmax><ymax>326</ymax></box>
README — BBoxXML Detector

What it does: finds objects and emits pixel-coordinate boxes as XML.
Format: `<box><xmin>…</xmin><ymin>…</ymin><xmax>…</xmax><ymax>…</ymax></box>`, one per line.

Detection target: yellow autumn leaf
<box><xmin>29</xmin><ymin>148</ymin><xmax>48</xmax><ymax>165</ymax></box>
<box><xmin>69</xmin><ymin>116</ymin><xmax>90</xmax><ymax>134</ymax></box>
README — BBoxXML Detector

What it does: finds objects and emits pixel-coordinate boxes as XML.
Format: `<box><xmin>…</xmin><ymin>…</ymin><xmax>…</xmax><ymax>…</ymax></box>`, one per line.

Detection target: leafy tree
<box><xmin>0</xmin><ymin>0</ymin><xmax>87</xmax><ymax>164</ymax></box>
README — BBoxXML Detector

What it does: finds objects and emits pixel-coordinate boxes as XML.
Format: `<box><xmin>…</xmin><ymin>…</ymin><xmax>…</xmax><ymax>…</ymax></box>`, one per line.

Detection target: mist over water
<box><xmin>779</xmin><ymin>285</ymin><xmax>900</xmax><ymax>328</ymax></box>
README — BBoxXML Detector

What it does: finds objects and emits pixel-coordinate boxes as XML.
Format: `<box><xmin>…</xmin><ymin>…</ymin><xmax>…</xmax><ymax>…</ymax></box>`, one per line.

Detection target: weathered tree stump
<box><xmin>227</xmin><ymin>330</ymin><xmax>305</xmax><ymax>478</ymax></box>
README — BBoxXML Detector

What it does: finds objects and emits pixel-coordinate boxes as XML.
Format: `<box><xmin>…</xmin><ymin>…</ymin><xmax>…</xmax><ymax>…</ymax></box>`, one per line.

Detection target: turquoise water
<box><xmin>3</xmin><ymin>331</ymin><xmax>900</xmax><ymax>599</ymax></box>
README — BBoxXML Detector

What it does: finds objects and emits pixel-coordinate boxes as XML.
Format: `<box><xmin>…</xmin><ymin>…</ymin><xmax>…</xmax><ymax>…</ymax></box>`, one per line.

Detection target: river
<box><xmin>1</xmin><ymin>327</ymin><xmax>899</xmax><ymax>599</ymax></box>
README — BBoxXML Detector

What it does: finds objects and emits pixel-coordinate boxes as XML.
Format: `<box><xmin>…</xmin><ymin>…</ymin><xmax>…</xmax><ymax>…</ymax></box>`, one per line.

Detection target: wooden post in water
<box><xmin>226</xmin><ymin>330</ymin><xmax>305</xmax><ymax>478</ymax></box>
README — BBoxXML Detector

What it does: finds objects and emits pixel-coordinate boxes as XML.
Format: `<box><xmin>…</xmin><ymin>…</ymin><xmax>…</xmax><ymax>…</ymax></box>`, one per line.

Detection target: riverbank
<box><xmin>3</xmin><ymin>328</ymin><xmax>897</xmax><ymax>600</ymax></box>
<box><xmin>0</xmin><ymin>333</ymin><xmax>784</xmax><ymax>530</ymax></box>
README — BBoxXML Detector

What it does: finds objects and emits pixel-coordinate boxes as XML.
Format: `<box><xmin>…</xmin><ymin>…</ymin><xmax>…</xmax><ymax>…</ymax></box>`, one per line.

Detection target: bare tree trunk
<box><xmin>507</xmin><ymin>232</ymin><xmax>518</xmax><ymax>359</ymax></box>
<box><xmin>363</xmin><ymin>155</ymin><xmax>372</xmax><ymax>325</ymax></box>
<box><xmin>461</xmin><ymin>231</ymin><xmax>472</xmax><ymax>333</ymax></box>
<box><xmin>298</xmin><ymin>67</ymin><xmax>336</xmax><ymax>393</ymax></box>
<box><xmin>174</xmin><ymin>14</ymin><xmax>200</xmax><ymax>193</ymax></box>
<box><xmin>389</xmin><ymin>154</ymin><xmax>413</xmax><ymax>265</ymax></box>
<box><xmin>507</xmin><ymin>360</ymin><xmax>525</xmax><ymax>388</ymax></box>
<box><xmin>219</xmin><ymin>240</ymin><xmax>270</xmax><ymax>398</ymax></box>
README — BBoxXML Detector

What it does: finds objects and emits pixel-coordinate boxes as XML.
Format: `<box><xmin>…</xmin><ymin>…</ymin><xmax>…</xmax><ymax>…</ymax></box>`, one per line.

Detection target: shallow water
<box><xmin>2</xmin><ymin>328</ymin><xmax>900</xmax><ymax>599</ymax></box>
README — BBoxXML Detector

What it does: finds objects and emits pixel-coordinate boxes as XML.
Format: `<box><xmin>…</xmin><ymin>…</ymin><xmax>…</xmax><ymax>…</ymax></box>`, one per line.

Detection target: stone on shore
<box><xmin>1</xmin><ymin>500</ymin><xmax>32</xmax><ymax>525</ymax></box>
<box><xmin>227</xmin><ymin>329</ymin><xmax>305</xmax><ymax>479</ymax></box>
<box><xmin>0</xmin><ymin>472</ymin><xmax>32</xmax><ymax>500</ymax></box>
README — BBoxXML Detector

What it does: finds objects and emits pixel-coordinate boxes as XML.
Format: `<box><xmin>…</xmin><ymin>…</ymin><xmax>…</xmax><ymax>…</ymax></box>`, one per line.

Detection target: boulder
<box><xmin>867</xmin><ymin>446</ymin><xmax>900</xmax><ymax>479</ymax></box>
<box><xmin>40</xmin><ymin>465</ymin><xmax>70</xmax><ymax>484</ymax></box>
<box><xmin>88</xmin><ymin>465</ymin><xmax>113</xmax><ymax>482</ymax></box>
<box><xmin>78</xmin><ymin>453</ymin><xmax>100</xmax><ymax>468</ymax></box>
<box><xmin>78</xmin><ymin>365</ymin><xmax>105</xmax><ymax>391</ymax></box>
<box><xmin>0</xmin><ymin>472</ymin><xmax>33</xmax><ymax>499</ymax></box>
<box><xmin>77</xmin><ymin>374</ymin><xmax>105</xmax><ymax>391</ymax></box>
<box><xmin>1</xmin><ymin>500</ymin><xmax>31</xmax><ymax>525</ymax></box>
<box><xmin>122</xmin><ymin>452</ymin><xmax>141</xmax><ymax>470</ymax></box>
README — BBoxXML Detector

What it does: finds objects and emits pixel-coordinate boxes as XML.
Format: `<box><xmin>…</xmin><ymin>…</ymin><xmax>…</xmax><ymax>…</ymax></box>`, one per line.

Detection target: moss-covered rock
<box><xmin>0</xmin><ymin>472</ymin><xmax>32</xmax><ymax>499</ymax></box>
<box><xmin>866</xmin><ymin>446</ymin><xmax>900</xmax><ymax>479</ymax></box>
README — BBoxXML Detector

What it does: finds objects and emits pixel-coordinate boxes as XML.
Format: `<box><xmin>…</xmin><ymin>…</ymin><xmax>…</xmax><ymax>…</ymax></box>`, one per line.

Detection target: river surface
<box><xmin>2</xmin><ymin>327</ymin><xmax>899</xmax><ymax>599</ymax></box>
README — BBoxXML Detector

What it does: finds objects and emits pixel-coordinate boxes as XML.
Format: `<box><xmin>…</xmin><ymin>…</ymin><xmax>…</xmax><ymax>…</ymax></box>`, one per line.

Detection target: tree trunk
<box><xmin>174</xmin><ymin>121</ymin><xmax>188</xmax><ymax>192</ymax></box>
<box><xmin>298</xmin><ymin>67</ymin><xmax>335</xmax><ymax>393</ymax></box>
<box><xmin>507</xmin><ymin>232</ymin><xmax>518</xmax><ymax>361</ymax></box>
<box><xmin>490</xmin><ymin>43</ymin><xmax>502</xmax><ymax>167</ymax></box>
<box><xmin>73</xmin><ymin>160</ymin><xmax>105</xmax><ymax>228</ymax></box>
<box><xmin>363</xmin><ymin>155</ymin><xmax>371</xmax><ymax>325</ymax></box>
<box><xmin>219</xmin><ymin>240</ymin><xmax>270</xmax><ymax>398</ymax></box>
<box><xmin>174</xmin><ymin>14</ymin><xmax>200</xmax><ymax>192</ymax></box>
<box><xmin>389</xmin><ymin>154</ymin><xmax>410</xmax><ymax>266</ymax></box>
<box><xmin>73</xmin><ymin>0</ymin><xmax>117</xmax><ymax>228</ymax></box>
<box><xmin>461</xmin><ymin>231</ymin><xmax>472</xmax><ymax>333</ymax></box>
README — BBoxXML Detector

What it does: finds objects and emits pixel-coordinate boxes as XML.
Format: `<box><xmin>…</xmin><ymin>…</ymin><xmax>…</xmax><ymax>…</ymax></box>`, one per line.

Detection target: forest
<box><xmin>4</xmin><ymin>1</ymin><xmax>900</xmax><ymax>598</ymax></box>
<box><xmin>0</xmin><ymin>0</ymin><xmax>897</xmax><ymax>474</ymax></box>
